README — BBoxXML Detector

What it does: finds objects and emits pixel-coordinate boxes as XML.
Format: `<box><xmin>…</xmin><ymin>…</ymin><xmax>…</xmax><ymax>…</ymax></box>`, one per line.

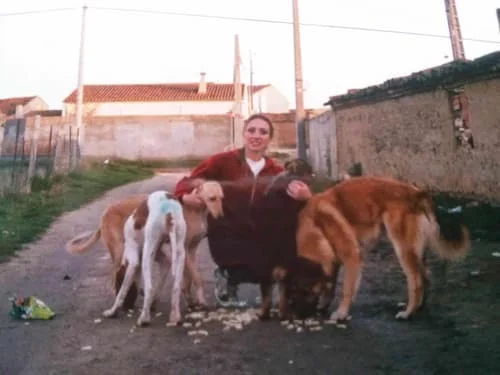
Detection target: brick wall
<box><xmin>264</xmin><ymin>112</ymin><xmax>296</xmax><ymax>148</ymax></box>
<box><xmin>328</xmin><ymin>77</ymin><xmax>500</xmax><ymax>199</ymax></box>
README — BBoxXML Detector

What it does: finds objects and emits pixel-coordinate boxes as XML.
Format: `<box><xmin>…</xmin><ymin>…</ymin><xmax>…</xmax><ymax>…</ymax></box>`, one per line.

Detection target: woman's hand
<box><xmin>286</xmin><ymin>180</ymin><xmax>312</xmax><ymax>201</ymax></box>
<box><xmin>181</xmin><ymin>189</ymin><xmax>205</xmax><ymax>209</ymax></box>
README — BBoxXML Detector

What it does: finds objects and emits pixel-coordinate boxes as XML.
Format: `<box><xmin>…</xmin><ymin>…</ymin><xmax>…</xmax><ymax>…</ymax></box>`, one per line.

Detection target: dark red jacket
<box><xmin>174</xmin><ymin>148</ymin><xmax>284</xmax><ymax>241</ymax></box>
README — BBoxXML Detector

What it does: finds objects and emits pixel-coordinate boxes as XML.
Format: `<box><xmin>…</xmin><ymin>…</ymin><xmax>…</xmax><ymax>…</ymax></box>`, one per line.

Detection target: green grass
<box><xmin>0</xmin><ymin>161</ymin><xmax>154</xmax><ymax>262</ymax></box>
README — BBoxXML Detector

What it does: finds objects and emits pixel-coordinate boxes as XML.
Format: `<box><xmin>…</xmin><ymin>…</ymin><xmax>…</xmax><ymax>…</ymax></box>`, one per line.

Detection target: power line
<box><xmin>88</xmin><ymin>6</ymin><xmax>500</xmax><ymax>45</ymax></box>
<box><xmin>0</xmin><ymin>8</ymin><xmax>76</xmax><ymax>17</ymax></box>
<box><xmin>1</xmin><ymin>5</ymin><xmax>499</xmax><ymax>45</ymax></box>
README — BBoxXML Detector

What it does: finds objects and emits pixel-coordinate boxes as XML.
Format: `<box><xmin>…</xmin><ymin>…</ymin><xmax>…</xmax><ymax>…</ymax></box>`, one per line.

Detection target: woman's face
<box><xmin>243</xmin><ymin>118</ymin><xmax>272</xmax><ymax>154</ymax></box>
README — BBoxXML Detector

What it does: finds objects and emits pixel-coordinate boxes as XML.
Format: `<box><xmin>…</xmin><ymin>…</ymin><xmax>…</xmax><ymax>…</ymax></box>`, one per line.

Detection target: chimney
<box><xmin>198</xmin><ymin>72</ymin><xmax>207</xmax><ymax>94</ymax></box>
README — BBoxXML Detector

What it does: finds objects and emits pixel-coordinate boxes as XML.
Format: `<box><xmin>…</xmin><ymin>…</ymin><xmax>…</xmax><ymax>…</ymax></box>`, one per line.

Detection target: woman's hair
<box><xmin>244</xmin><ymin>113</ymin><xmax>275</xmax><ymax>138</ymax></box>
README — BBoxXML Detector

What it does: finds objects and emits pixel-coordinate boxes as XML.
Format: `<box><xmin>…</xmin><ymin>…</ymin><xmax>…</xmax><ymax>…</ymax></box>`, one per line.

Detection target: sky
<box><xmin>0</xmin><ymin>0</ymin><xmax>499</xmax><ymax>110</ymax></box>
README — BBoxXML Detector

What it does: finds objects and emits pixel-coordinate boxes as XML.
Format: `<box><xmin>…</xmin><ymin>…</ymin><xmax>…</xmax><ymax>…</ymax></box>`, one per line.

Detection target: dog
<box><xmin>66</xmin><ymin>195</ymin><xmax>147</xmax><ymax>309</ymax></box>
<box><xmin>256</xmin><ymin>158</ymin><xmax>316</xmax><ymax>320</ymax></box>
<box><xmin>102</xmin><ymin>191</ymin><xmax>186</xmax><ymax>326</ymax></box>
<box><xmin>264</xmin><ymin>158</ymin><xmax>314</xmax><ymax>195</ymax></box>
<box><xmin>65</xmin><ymin>181</ymin><xmax>224</xmax><ymax>310</ymax></box>
<box><xmin>281</xmin><ymin>176</ymin><xmax>470</xmax><ymax>322</ymax></box>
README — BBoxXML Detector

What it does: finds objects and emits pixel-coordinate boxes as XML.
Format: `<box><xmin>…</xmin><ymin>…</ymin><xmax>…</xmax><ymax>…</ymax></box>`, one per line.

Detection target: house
<box><xmin>62</xmin><ymin>73</ymin><xmax>290</xmax><ymax>117</ymax></box>
<box><xmin>0</xmin><ymin>96</ymin><xmax>49</xmax><ymax>122</ymax></box>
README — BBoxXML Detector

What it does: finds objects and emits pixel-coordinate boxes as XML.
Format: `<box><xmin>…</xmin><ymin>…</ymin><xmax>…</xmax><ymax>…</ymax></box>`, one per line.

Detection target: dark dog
<box><xmin>264</xmin><ymin>158</ymin><xmax>314</xmax><ymax>195</ymax></box>
<box><xmin>258</xmin><ymin>158</ymin><xmax>316</xmax><ymax>320</ymax></box>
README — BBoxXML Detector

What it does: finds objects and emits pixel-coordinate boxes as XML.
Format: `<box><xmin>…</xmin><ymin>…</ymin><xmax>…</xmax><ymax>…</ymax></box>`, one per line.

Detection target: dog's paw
<box><xmin>316</xmin><ymin>306</ymin><xmax>330</xmax><ymax>318</ymax></box>
<box><xmin>102</xmin><ymin>308</ymin><xmax>117</xmax><ymax>318</ymax></box>
<box><xmin>258</xmin><ymin>311</ymin><xmax>271</xmax><ymax>321</ymax></box>
<box><xmin>188</xmin><ymin>303</ymin><xmax>208</xmax><ymax>312</ymax></box>
<box><xmin>137</xmin><ymin>312</ymin><xmax>151</xmax><ymax>327</ymax></box>
<box><xmin>395</xmin><ymin>310</ymin><xmax>411</xmax><ymax>320</ymax></box>
<box><xmin>168</xmin><ymin>311</ymin><xmax>181</xmax><ymax>325</ymax></box>
<box><xmin>329</xmin><ymin>309</ymin><xmax>349</xmax><ymax>322</ymax></box>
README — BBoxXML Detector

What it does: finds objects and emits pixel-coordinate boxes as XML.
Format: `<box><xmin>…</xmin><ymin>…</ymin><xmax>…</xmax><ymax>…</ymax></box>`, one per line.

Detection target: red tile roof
<box><xmin>63</xmin><ymin>83</ymin><xmax>269</xmax><ymax>104</ymax></box>
<box><xmin>0</xmin><ymin>96</ymin><xmax>36</xmax><ymax>115</ymax></box>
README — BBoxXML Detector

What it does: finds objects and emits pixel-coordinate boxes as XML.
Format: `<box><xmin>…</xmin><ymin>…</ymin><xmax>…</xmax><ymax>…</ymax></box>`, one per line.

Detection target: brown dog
<box><xmin>65</xmin><ymin>181</ymin><xmax>224</xmax><ymax>310</ymax></box>
<box><xmin>281</xmin><ymin>176</ymin><xmax>470</xmax><ymax>321</ymax></box>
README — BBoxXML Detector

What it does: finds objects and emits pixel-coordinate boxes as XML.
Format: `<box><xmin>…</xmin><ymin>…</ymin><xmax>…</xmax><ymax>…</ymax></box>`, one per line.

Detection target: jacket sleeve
<box><xmin>174</xmin><ymin>156</ymin><xmax>220</xmax><ymax>198</ymax></box>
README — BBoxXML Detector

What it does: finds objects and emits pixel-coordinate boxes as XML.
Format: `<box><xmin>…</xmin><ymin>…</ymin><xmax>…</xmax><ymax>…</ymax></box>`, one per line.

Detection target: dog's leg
<box><xmin>317</xmin><ymin>262</ymin><xmax>340</xmax><ymax>317</ymax></box>
<box><xmin>385</xmin><ymin>214</ymin><xmax>426</xmax><ymax>320</ymax></box>
<box><xmin>272</xmin><ymin>266</ymin><xmax>289</xmax><ymax>320</ymax></box>
<box><xmin>277</xmin><ymin>280</ymin><xmax>290</xmax><ymax>321</ymax></box>
<box><xmin>169</xmin><ymin>229</ymin><xmax>186</xmax><ymax>324</ymax></box>
<box><xmin>184</xmin><ymin>247</ymin><xmax>207</xmax><ymax>309</ymax></box>
<box><xmin>182</xmin><ymin>265</ymin><xmax>194</xmax><ymax>308</ymax></box>
<box><xmin>137</xmin><ymin>229</ymin><xmax>159</xmax><ymax>327</ymax></box>
<box><xmin>393</xmin><ymin>244</ymin><xmax>424</xmax><ymax>320</ymax></box>
<box><xmin>258</xmin><ymin>281</ymin><xmax>273</xmax><ymax>320</ymax></box>
<box><xmin>330</xmin><ymin>249</ymin><xmax>362</xmax><ymax>322</ymax></box>
<box><xmin>151</xmin><ymin>245</ymin><xmax>171</xmax><ymax>310</ymax></box>
<box><xmin>103</xmin><ymin>223</ymin><xmax>140</xmax><ymax>318</ymax></box>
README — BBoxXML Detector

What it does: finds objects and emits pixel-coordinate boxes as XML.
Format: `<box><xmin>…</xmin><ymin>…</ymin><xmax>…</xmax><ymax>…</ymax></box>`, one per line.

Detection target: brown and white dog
<box><xmin>281</xmin><ymin>176</ymin><xmax>471</xmax><ymax>322</ymax></box>
<box><xmin>102</xmin><ymin>191</ymin><xmax>187</xmax><ymax>326</ymax></box>
<box><xmin>65</xmin><ymin>181</ymin><xmax>224</xmax><ymax>310</ymax></box>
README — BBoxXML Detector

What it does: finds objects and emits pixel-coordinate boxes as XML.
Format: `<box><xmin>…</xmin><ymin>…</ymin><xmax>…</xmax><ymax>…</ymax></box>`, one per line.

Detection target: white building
<box><xmin>0</xmin><ymin>96</ymin><xmax>49</xmax><ymax>122</ymax></box>
<box><xmin>62</xmin><ymin>73</ymin><xmax>290</xmax><ymax>117</ymax></box>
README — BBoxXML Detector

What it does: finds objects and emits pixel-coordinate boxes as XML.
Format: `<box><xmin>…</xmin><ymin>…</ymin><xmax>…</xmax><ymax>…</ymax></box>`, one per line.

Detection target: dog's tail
<box><xmin>65</xmin><ymin>229</ymin><xmax>101</xmax><ymax>254</ymax></box>
<box><xmin>413</xmin><ymin>191</ymin><xmax>470</xmax><ymax>260</ymax></box>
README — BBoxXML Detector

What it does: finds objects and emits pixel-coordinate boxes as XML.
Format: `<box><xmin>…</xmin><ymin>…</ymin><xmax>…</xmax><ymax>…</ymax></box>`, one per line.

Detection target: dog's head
<box><xmin>264</xmin><ymin>158</ymin><xmax>315</xmax><ymax>195</ymax></box>
<box><xmin>284</xmin><ymin>158</ymin><xmax>314</xmax><ymax>179</ymax></box>
<box><xmin>284</xmin><ymin>257</ymin><xmax>328</xmax><ymax>319</ymax></box>
<box><xmin>194</xmin><ymin>181</ymin><xmax>224</xmax><ymax>219</ymax></box>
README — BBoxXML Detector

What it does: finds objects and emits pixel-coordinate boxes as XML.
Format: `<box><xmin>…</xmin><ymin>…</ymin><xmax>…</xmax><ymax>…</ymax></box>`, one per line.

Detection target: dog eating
<box><xmin>284</xmin><ymin>176</ymin><xmax>470</xmax><ymax>322</ymax></box>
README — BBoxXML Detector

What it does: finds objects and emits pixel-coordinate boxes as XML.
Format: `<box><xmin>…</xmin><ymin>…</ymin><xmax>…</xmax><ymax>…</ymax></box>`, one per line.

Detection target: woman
<box><xmin>174</xmin><ymin>114</ymin><xmax>312</xmax><ymax>307</ymax></box>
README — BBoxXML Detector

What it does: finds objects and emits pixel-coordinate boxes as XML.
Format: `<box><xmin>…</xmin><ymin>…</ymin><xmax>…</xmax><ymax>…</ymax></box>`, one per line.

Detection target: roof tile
<box><xmin>63</xmin><ymin>83</ymin><xmax>269</xmax><ymax>103</ymax></box>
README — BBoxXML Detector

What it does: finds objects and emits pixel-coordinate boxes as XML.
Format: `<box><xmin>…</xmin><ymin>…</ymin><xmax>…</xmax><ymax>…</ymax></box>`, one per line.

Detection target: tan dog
<box><xmin>65</xmin><ymin>181</ymin><xmax>224</xmax><ymax>310</ymax></box>
<box><xmin>282</xmin><ymin>176</ymin><xmax>470</xmax><ymax>322</ymax></box>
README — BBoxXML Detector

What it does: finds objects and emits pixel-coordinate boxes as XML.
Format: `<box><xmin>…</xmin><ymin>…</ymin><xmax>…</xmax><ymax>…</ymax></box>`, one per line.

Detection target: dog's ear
<box><xmin>193</xmin><ymin>185</ymin><xmax>202</xmax><ymax>196</ymax></box>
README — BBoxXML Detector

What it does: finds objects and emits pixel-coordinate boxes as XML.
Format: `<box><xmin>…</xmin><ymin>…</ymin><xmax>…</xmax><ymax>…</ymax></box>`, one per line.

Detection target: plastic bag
<box><xmin>9</xmin><ymin>296</ymin><xmax>55</xmax><ymax>320</ymax></box>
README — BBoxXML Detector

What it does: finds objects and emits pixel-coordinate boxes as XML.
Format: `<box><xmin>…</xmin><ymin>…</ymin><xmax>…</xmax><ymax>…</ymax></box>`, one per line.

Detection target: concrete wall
<box><xmin>308</xmin><ymin>110</ymin><xmax>337</xmax><ymax>177</ymax></box>
<box><xmin>18</xmin><ymin>112</ymin><xmax>306</xmax><ymax>161</ymax></box>
<box><xmin>325</xmin><ymin>77</ymin><xmax>500</xmax><ymax>198</ymax></box>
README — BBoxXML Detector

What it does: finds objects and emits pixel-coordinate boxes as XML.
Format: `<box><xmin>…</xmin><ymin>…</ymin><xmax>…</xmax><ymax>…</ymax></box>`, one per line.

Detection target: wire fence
<box><xmin>0</xmin><ymin>116</ymin><xmax>80</xmax><ymax>196</ymax></box>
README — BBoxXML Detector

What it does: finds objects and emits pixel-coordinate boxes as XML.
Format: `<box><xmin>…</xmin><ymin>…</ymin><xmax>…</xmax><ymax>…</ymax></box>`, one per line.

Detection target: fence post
<box><xmin>25</xmin><ymin>115</ymin><xmax>41</xmax><ymax>193</ymax></box>
<box><xmin>11</xmin><ymin>105</ymin><xmax>24</xmax><ymax>191</ymax></box>
<box><xmin>68</xmin><ymin>125</ymin><xmax>72</xmax><ymax>171</ymax></box>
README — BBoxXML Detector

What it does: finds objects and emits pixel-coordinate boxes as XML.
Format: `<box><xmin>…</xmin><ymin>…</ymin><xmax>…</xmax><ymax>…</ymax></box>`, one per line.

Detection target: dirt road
<box><xmin>0</xmin><ymin>174</ymin><xmax>498</xmax><ymax>375</ymax></box>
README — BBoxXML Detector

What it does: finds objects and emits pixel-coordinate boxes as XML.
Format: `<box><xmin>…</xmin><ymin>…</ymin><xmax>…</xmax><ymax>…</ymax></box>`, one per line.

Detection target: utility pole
<box><xmin>292</xmin><ymin>0</ymin><xmax>307</xmax><ymax>160</ymax></box>
<box><xmin>232</xmin><ymin>34</ymin><xmax>243</xmax><ymax>148</ymax></box>
<box><xmin>444</xmin><ymin>0</ymin><xmax>466</xmax><ymax>60</ymax></box>
<box><xmin>497</xmin><ymin>8</ymin><xmax>500</xmax><ymax>31</ymax></box>
<box><xmin>248</xmin><ymin>50</ymin><xmax>254</xmax><ymax>115</ymax></box>
<box><xmin>75</xmin><ymin>4</ymin><xmax>88</xmax><ymax>163</ymax></box>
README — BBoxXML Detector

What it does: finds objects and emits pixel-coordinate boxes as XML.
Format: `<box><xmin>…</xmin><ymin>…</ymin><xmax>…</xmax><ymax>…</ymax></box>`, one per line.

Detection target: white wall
<box><xmin>24</xmin><ymin>97</ymin><xmax>49</xmax><ymax>114</ymax></box>
<box><xmin>64</xmin><ymin>101</ymin><xmax>235</xmax><ymax>117</ymax></box>
<box><xmin>251</xmin><ymin>86</ymin><xmax>290</xmax><ymax>113</ymax></box>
